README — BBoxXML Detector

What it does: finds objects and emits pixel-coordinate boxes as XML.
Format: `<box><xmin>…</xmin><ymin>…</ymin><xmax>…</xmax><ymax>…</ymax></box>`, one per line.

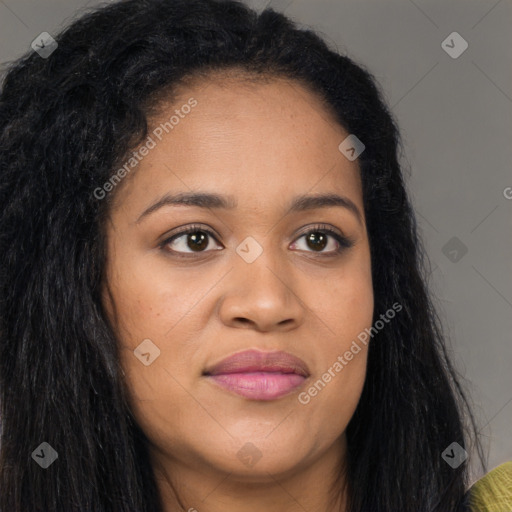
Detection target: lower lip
<box><xmin>207</xmin><ymin>372</ymin><xmax>306</xmax><ymax>400</ymax></box>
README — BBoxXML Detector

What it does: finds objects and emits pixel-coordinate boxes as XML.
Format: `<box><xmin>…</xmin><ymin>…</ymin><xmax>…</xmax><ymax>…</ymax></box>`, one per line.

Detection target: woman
<box><xmin>0</xmin><ymin>0</ymin><xmax>509</xmax><ymax>510</ymax></box>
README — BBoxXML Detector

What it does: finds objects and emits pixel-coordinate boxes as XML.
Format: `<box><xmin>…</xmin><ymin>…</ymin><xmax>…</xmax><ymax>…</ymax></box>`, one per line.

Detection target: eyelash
<box><xmin>159</xmin><ymin>223</ymin><xmax>355</xmax><ymax>259</ymax></box>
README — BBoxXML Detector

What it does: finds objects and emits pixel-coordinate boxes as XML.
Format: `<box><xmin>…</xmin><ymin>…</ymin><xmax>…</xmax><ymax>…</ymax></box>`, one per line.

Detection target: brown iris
<box><xmin>305</xmin><ymin>232</ymin><xmax>327</xmax><ymax>251</ymax></box>
<box><xmin>186</xmin><ymin>231</ymin><xmax>209</xmax><ymax>251</ymax></box>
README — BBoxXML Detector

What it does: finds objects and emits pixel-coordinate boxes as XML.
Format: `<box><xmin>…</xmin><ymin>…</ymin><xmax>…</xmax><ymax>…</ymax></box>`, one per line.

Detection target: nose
<box><xmin>217</xmin><ymin>247</ymin><xmax>306</xmax><ymax>332</ymax></box>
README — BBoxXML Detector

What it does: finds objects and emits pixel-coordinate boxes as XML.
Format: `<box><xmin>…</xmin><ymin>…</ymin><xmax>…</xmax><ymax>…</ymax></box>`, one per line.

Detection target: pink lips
<box><xmin>203</xmin><ymin>349</ymin><xmax>310</xmax><ymax>401</ymax></box>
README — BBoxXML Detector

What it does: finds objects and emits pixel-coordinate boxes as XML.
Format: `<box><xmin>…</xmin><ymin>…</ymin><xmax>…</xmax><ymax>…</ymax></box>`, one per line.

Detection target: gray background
<box><xmin>1</xmin><ymin>0</ymin><xmax>510</xmax><ymax>483</ymax></box>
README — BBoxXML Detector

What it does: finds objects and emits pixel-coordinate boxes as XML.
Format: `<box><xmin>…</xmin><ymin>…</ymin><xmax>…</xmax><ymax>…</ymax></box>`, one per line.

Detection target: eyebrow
<box><xmin>136</xmin><ymin>191</ymin><xmax>363</xmax><ymax>226</ymax></box>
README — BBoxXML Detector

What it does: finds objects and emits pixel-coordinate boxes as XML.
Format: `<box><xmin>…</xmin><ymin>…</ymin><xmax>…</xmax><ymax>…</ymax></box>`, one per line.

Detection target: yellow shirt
<box><xmin>468</xmin><ymin>461</ymin><xmax>512</xmax><ymax>511</ymax></box>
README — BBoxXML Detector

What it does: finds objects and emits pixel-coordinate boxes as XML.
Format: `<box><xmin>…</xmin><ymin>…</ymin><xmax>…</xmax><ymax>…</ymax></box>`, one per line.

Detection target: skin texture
<box><xmin>102</xmin><ymin>73</ymin><xmax>374</xmax><ymax>512</ymax></box>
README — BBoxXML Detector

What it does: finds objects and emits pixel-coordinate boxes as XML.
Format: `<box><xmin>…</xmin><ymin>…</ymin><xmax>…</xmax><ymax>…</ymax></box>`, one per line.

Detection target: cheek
<box><xmin>297</xmin><ymin>259</ymin><xmax>373</xmax><ymax>424</ymax></box>
<box><xmin>297</xmin><ymin>342</ymin><xmax>369</xmax><ymax>447</ymax></box>
<box><xmin>310</xmin><ymin>263</ymin><xmax>374</xmax><ymax>344</ymax></box>
<box><xmin>106</xmin><ymin>258</ymin><xmax>206</xmax><ymax>347</ymax></box>
<box><xmin>107</xmin><ymin>267</ymin><xmax>209</xmax><ymax>405</ymax></box>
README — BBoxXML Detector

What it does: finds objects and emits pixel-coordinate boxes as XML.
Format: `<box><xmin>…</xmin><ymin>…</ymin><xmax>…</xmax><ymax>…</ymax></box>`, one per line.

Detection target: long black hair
<box><xmin>0</xmin><ymin>0</ymin><xmax>486</xmax><ymax>510</ymax></box>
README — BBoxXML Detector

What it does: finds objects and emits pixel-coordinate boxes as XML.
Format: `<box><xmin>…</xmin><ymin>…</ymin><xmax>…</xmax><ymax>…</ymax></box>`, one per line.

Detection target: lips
<box><xmin>203</xmin><ymin>349</ymin><xmax>310</xmax><ymax>401</ymax></box>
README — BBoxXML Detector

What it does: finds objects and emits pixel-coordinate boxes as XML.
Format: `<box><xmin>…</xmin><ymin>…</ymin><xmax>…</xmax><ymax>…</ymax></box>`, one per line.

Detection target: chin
<box><xmin>218</xmin><ymin>454</ymin><xmax>308</xmax><ymax>483</ymax></box>
<box><xmin>211</xmin><ymin>436</ymin><xmax>312</xmax><ymax>479</ymax></box>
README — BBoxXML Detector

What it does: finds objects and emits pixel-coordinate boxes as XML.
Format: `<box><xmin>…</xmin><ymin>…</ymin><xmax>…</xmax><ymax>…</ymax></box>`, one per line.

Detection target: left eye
<box><xmin>161</xmin><ymin>224</ymin><xmax>353</xmax><ymax>257</ymax></box>
<box><xmin>291</xmin><ymin>229</ymin><xmax>349</xmax><ymax>254</ymax></box>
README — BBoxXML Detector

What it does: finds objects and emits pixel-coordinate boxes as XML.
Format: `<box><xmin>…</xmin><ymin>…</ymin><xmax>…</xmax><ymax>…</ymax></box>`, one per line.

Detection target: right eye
<box><xmin>160</xmin><ymin>224</ymin><xmax>223</xmax><ymax>257</ymax></box>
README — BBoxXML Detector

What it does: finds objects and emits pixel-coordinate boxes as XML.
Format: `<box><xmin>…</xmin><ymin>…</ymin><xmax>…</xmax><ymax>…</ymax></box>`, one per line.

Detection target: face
<box><xmin>102</xmin><ymin>73</ymin><xmax>374</xmax><ymax>489</ymax></box>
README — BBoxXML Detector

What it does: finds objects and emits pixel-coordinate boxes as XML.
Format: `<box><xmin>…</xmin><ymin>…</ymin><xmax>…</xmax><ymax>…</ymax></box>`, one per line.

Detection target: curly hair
<box><xmin>0</xmin><ymin>0</ymin><xmax>486</xmax><ymax>510</ymax></box>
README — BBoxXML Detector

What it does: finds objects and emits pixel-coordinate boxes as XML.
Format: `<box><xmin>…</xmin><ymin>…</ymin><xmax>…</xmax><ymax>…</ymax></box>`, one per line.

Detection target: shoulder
<box><xmin>467</xmin><ymin>461</ymin><xmax>512</xmax><ymax>512</ymax></box>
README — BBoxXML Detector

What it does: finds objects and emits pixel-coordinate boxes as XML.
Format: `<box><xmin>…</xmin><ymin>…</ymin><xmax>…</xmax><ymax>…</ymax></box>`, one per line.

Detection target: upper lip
<box><xmin>203</xmin><ymin>349</ymin><xmax>310</xmax><ymax>378</ymax></box>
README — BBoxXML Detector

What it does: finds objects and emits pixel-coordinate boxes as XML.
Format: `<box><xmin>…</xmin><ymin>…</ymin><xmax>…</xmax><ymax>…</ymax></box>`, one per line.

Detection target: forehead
<box><xmin>150</xmin><ymin>70</ymin><xmax>345</xmax><ymax>151</ymax></box>
<box><xmin>110</xmin><ymin>73</ymin><xmax>363</xmax><ymax>221</ymax></box>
